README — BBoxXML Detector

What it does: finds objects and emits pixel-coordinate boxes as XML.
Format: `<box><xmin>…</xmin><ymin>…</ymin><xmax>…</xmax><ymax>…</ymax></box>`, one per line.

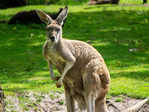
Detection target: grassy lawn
<box><xmin>0</xmin><ymin>3</ymin><xmax>149</xmax><ymax>98</ymax></box>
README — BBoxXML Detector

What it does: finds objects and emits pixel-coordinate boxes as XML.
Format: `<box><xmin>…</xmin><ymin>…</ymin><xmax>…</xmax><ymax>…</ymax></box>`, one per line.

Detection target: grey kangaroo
<box><xmin>36</xmin><ymin>7</ymin><xmax>148</xmax><ymax>112</ymax></box>
<box><xmin>37</xmin><ymin>7</ymin><xmax>110</xmax><ymax>112</ymax></box>
<box><xmin>36</xmin><ymin>6</ymin><xmax>110</xmax><ymax>112</ymax></box>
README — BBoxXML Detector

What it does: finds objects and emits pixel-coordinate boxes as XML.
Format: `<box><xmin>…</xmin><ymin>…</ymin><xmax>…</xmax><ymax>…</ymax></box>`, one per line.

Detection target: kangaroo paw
<box><xmin>56</xmin><ymin>79</ymin><xmax>63</xmax><ymax>88</ymax></box>
<box><xmin>51</xmin><ymin>76</ymin><xmax>61</xmax><ymax>81</ymax></box>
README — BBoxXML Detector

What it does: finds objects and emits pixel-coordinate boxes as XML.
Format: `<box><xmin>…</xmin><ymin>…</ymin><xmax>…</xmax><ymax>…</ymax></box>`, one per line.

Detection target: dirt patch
<box><xmin>4</xmin><ymin>91</ymin><xmax>149</xmax><ymax>112</ymax></box>
<box><xmin>107</xmin><ymin>95</ymin><xmax>149</xmax><ymax>112</ymax></box>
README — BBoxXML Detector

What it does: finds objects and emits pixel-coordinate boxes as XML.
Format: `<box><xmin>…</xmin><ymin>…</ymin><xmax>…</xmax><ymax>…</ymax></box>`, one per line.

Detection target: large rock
<box><xmin>111</xmin><ymin>0</ymin><xmax>120</xmax><ymax>4</ymax></box>
<box><xmin>8</xmin><ymin>10</ymin><xmax>42</xmax><ymax>24</ymax></box>
<box><xmin>8</xmin><ymin>8</ymin><xmax>66</xmax><ymax>26</ymax></box>
<box><xmin>143</xmin><ymin>0</ymin><xmax>147</xmax><ymax>4</ymax></box>
<box><xmin>0</xmin><ymin>0</ymin><xmax>27</xmax><ymax>9</ymax></box>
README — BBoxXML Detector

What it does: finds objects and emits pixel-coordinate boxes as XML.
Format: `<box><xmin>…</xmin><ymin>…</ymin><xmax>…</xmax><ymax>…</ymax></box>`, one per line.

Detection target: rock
<box><xmin>0</xmin><ymin>0</ymin><xmax>27</xmax><ymax>9</ymax></box>
<box><xmin>8</xmin><ymin>10</ymin><xmax>44</xmax><ymax>25</ymax></box>
<box><xmin>111</xmin><ymin>0</ymin><xmax>120</xmax><ymax>4</ymax></box>
<box><xmin>8</xmin><ymin>8</ymin><xmax>66</xmax><ymax>26</ymax></box>
<box><xmin>143</xmin><ymin>0</ymin><xmax>147</xmax><ymax>4</ymax></box>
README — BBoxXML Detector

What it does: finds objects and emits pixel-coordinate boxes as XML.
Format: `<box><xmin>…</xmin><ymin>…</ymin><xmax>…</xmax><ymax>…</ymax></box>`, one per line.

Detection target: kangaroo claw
<box><xmin>56</xmin><ymin>79</ymin><xmax>63</xmax><ymax>88</ymax></box>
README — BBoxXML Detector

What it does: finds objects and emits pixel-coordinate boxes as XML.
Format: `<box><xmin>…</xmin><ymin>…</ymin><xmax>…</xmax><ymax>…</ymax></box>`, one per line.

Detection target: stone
<box><xmin>0</xmin><ymin>0</ymin><xmax>27</xmax><ymax>9</ymax></box>
<box><xmin>8</xmin><ymin>8</ymin><xmax>66</xmax><ymax>26</ymax></box>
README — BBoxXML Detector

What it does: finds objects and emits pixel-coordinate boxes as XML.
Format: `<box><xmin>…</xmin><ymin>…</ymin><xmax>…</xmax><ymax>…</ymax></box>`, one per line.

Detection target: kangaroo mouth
<box><xmin>50</xmin><ymin>37</ymin><xmax>55</xmax><ymax>42</ymax></box>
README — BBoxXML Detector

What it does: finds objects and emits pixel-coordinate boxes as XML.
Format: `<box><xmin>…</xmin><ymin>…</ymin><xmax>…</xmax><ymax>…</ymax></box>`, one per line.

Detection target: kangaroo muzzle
<box><xmin>50</xmin><ymin>36</ymin><xmax>55</xmax><ymax>42</ymax></box>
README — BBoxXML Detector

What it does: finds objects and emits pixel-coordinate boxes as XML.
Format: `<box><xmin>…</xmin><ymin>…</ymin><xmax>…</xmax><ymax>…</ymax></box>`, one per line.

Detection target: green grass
<box><xmin>28</xmin><ymin>0</ymin><xmax>149</xmax><ymax>5</ymax></box>
<box><xmin>115</xmin><ymin>97</ymin><xmax>123</xmax><ymax>102</ymax></box>
<box><xmin>27</xmin><ymin>0</ymin><xmax>149</xmax><ymax>5</ymax></box>
<box><xmin>0</xmin><ymin>4</ymin><xmax>149</xmax><ymax>98</ymax></box>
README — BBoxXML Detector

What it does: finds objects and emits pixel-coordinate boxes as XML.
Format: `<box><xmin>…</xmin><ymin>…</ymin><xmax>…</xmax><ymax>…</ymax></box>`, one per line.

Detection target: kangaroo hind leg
<box><xmin>64</xmin><ymin>85</ymin><xmax>75</xmax><ymax>112</ymax></box>
<box><xmin>85</xmin><ymin>94</ymin><xmax>95</xmax><ymax>112</ymax></box>
<box><xmin>83</xmin><ymin>72</ymin><xmax>98</xmax><ymax>112</ymax></box>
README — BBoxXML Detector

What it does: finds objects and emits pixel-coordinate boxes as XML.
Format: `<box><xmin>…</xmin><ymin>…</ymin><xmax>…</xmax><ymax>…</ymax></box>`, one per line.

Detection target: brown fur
<box><xmin>43</xmin><ymin>39</ymin><xmax>110</xmax><ymax>112</ymax></box>
<box><xmin>37</xmin><ymin>7</ymin><xmax>110</xmax><ymax>112</ymax></box>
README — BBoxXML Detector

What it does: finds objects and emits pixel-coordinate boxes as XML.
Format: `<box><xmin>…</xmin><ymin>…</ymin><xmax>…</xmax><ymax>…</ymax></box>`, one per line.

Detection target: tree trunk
<box><xmin>143</xmin><ymin>0</ymin><xmax>147</xmax><ymax>4</ymax></box>
<box><xmin>0</xmin><ymin>86</ymin><xmax>4</xmax><ymax>112</ymax></box>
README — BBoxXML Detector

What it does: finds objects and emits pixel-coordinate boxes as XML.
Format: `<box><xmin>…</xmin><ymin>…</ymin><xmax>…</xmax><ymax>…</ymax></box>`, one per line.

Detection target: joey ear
<box><xmin>56</xmin><ymin>6</ymin><xmax>68</xmax><ymax>26</ymax></box>
<box><xmin>36</xmin><ymin>10</ymin><xmax>53</xmax><ymax>24</ymax></box>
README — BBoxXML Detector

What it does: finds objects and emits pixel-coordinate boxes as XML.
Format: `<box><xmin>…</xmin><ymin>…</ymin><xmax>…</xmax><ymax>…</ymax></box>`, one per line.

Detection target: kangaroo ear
<box><xmin>36</xmin><ymin>10</ymin><xmax>53</xmax><ymax>24</ymax></box>
<box><xmin>56</xmin><ymin>6</ymin><xmax>68</xmax><ymax>26</ymax></box>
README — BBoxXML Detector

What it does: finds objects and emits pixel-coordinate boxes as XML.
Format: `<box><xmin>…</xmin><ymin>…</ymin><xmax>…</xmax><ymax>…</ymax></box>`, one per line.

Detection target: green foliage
<box><xmin>115</xmin><ymin>97</ymin><xmax>123</xmax><ymax>102</ymax></box>
<box><xmin>0</xmin><ymin>4</ymin><xmax>149</xmax><ymax>98</ymax></box>
<box><xmin>120</xmin><ymin>0</ymin><xmax>143</xmax><ymax>4</ymax></box>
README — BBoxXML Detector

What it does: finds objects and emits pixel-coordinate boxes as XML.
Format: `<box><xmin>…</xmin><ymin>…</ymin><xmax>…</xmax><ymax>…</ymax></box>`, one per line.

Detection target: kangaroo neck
<box><xmin>55</xmin><ymin>37</ymin><xmax>65</xmax><ymax>49</ymax></box>
<box><xmin>47</xmin><ymin>36</ymin><xmax>65</xmax><ymax>51</ymax></box>
<box><xmin>47</xmin><ymin>36</ymin><xmax>64</xmax><ymax>49</ymax></box>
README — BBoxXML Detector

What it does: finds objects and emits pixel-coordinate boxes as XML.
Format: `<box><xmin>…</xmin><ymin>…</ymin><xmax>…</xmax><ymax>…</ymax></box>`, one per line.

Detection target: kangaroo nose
<box><xmin>50</xmin><ymin>36</ymin><xmax>55</xmax><ymax>42</ymax></box>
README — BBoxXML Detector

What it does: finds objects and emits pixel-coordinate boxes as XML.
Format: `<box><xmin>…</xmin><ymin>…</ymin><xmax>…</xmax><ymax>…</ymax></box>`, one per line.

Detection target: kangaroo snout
<box><xmin>50</xmin><ymin>36</ymin><xmax>55</xmax><ymax>42</ymax></box>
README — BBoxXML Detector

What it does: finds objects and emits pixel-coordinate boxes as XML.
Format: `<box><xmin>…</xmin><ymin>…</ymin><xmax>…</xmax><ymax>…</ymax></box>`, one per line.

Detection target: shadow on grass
<box><xmin>0</xmin><ymin>8</ymin><xmax>149</xmax><ymax>94</ymax></box>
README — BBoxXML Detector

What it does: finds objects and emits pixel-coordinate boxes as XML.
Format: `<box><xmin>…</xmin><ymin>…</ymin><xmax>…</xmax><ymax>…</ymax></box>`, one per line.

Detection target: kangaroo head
<box><xmin>36</xmin><ymin>7</ymin><xmax>68</xmax><ymax>44</ymax></box>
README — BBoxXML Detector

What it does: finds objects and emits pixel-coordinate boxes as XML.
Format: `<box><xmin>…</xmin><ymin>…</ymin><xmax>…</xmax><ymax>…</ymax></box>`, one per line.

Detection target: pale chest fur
<box><xmin>43</xmin><ymin>41</ymin><xmax>66</xmax><ymax>69</ymax></box>
<box><xmin>49</xmin><ymin>49</ymin><xmax>65</xmax><ymax>64</ymax></box>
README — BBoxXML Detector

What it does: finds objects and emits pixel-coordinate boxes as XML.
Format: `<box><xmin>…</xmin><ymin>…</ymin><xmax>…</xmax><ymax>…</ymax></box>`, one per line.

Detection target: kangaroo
<box><xmin>36</xmin><ymin>7</ymin><xmax>149</xmax><ymax>112</ymax></box>
<box><xmin>36</xmin><ymin>7</ymin><xmax>110</xmax><ymax>112</ymax></box>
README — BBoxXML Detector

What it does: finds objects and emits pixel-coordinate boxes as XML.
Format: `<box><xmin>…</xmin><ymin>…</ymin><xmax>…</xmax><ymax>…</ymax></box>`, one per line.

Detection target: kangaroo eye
<box><xmin>46</xmin><ymin>27</ymin><xmax>52</xmax><ymax>31</ymax></box>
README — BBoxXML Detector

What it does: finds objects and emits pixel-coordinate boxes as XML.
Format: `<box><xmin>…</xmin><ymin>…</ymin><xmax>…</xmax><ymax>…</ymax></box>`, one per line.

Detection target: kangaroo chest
<box><xmin>44</xmin><ymin>46</ymin><xmax>65</xmax><ymax>73</ymax></box>
<box><xmin>47</xmin><ymin>48</ymin><xmax>65</xmax><ymax>65</ymax></box>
